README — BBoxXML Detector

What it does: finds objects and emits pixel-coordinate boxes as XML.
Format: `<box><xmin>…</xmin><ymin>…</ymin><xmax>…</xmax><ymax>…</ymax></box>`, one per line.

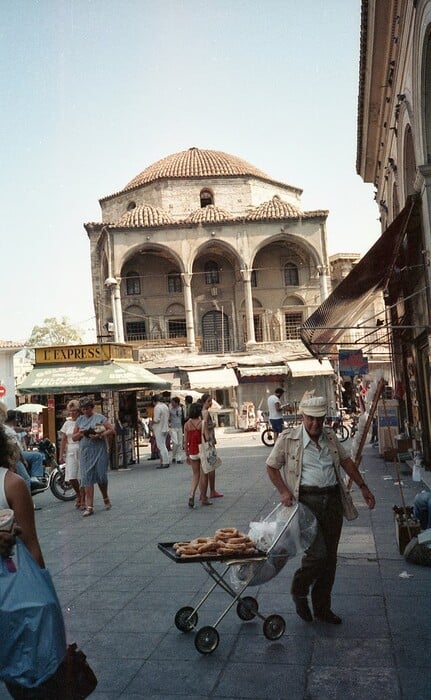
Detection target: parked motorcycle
<box><xmin>30</xmin><ymin>438</ymin><xmax>76</xmax><ymax>502</ymax></box>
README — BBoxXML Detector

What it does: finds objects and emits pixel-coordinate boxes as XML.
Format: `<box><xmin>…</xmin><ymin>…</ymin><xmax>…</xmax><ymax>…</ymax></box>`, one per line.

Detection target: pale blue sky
<box><xmin>1</xmin><ymin>0</ymin><xmax>379</xmax><ymax>341</ymax></box>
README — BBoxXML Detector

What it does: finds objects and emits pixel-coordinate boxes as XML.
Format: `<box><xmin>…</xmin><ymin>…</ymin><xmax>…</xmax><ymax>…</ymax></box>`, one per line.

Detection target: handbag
<box><xmin>199</xmin><ymin>440</ymin><xmax>222</xmax><ymax>473</ymax></box>
<box><xmin>0</xmin><ymin>538</ymin><xmax>67</xmax><ymax>688</ymax></box>
<box><xmin>62</xmin><ymin>642</ymin><xmax>98</xmax><ymax>698</ymax></box>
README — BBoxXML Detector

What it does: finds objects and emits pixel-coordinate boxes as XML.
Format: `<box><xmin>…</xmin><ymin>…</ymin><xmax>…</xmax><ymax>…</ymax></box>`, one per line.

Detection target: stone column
<box><xmin>317</xmin><ymin>265</ymin><xmax>329</xmax><ymax>301</ymax></box>
<box><xmin>240</xmin><ymin>268</ymin><xmax>256</xmax><ymax>345</ymax></box>
<box><xmin>181</xmin><ymin>273</ymin><xmax>196</xmax><ymax>348</ymax></box>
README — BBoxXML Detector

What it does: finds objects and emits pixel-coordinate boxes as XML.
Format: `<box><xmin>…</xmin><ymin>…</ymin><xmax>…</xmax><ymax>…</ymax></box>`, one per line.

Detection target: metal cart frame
<box><xmin>158</xmin><ymin>505</ymin><xmax>299</xmax><ymax>654</ymax></box>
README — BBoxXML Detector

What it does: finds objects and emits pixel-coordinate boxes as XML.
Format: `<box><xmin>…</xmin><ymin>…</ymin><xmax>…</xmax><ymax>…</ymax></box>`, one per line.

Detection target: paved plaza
<box><xmin>1</xmin><ymin>430</ymin><xmax>430</xmax><ymax>699</ymax></box>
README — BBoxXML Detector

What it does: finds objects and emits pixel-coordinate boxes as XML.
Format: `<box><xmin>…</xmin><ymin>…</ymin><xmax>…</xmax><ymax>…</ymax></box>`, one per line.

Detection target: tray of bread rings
<box><xmin>158</xmin><ymin>527</ymin><xmax>265</xmax><ymax>562</ymax></box>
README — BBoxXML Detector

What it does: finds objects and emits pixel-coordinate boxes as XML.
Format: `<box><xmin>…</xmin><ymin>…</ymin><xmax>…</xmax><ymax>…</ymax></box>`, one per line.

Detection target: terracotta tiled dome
<box><xmin>184</xmin><ymin>205</ymin><xmax>233</xmax><ymax>224</ymax></box>
<box><xmin>116</xmin><ymin>204</ymin><xmax>174</xmax><ymax>228</ymax></box>
<box><xmin>246</xmin><ymin>195</ymin><xmax>302</xmax><ymax>221</ymax></box>
<box><xmin>123</xmin><ymin>147</ymin><xmax>271</xmax><ymax>190</ymax></box>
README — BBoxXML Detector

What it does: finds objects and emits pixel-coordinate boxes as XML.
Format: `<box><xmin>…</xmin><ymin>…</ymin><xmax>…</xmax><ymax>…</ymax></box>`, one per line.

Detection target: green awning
<box><xmin>18</xmin><ymin>361</ymin><xmax>171</xmax><ymax>394</ymax></box>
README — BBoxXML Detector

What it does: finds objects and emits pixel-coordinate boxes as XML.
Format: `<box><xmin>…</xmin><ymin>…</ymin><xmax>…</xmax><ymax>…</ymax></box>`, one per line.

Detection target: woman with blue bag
<box><xmin>0</xmin><ymin>425</ymin><xmax>97</xmax><ymax>698</ymax></box>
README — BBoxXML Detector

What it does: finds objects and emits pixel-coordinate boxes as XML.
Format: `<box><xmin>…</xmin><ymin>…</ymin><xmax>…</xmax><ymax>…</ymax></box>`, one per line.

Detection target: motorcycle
<box><xmin>30</xmin><ymin>438</ymin><xmax>76</xmax><ymax>502</ymax></box>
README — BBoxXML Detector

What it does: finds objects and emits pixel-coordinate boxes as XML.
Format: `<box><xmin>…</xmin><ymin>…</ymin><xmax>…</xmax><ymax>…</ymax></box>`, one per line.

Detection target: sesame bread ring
<box><xmin>215</xmin><ymin>527</ymin><xmax>239</xmax><ymax>541</ymax></box>
<box><xmin>176</xmin><ymin>545</ymin><xmax>199</xmax><ymax>556</ymax></box>
<box><xmin>226</xmin><ymin>536</ymin><xmax>248</xmax><ymax>545</ymax></box>
<box><xmin>173</xmin><ymin>541</ymin><xmax>190</xmax><ymax>551</ymax></box>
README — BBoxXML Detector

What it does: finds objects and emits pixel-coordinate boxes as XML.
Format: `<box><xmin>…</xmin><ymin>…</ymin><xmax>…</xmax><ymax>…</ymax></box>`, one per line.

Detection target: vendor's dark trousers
<box><xmin>291</xmin><ymin>486</ymin><xmax>343</xmax><ymax>614</ymax></box>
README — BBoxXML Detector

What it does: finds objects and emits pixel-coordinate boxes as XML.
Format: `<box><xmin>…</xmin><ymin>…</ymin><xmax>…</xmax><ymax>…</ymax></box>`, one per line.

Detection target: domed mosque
<box><xmin>85</xmin><ymin>147</ymin><xmax>336</xmax><ymax>414</ymax></box>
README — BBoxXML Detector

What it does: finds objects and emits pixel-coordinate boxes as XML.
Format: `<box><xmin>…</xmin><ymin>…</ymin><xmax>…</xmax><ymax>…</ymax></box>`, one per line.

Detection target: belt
<box><xmin>299</xmin><ymin>484</ymin><xmax>339</xmax><ymax>495</ymax></box>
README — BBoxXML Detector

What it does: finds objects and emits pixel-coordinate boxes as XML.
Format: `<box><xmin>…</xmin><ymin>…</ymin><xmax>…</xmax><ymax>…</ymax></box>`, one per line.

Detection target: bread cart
<box><xmin>158</xmin><ymin>503</ymin><xmax>316</xmax><ymax>654</ymax></box>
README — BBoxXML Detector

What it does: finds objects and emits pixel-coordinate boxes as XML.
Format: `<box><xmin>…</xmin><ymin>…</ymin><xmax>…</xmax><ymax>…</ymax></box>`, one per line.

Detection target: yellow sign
<box><xmin>35</xmin><ymin>344</ymin><xmax>134</xmax><ymax>365</ymax></box>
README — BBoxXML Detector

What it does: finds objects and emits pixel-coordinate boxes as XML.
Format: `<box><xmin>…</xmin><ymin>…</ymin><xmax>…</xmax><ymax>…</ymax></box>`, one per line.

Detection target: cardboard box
<box><xmin>395</xmin><ymin>516</ymin><xmax>421</xmax><ymax>554</ymax></box>
<box><xmin>396</xmin><ymin>438</ymin><xmax>412</xmax><ymax>453</ymax></box>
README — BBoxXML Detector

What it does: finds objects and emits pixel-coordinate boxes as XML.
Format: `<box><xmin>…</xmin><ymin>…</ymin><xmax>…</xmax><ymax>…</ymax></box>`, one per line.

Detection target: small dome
<box><xmin>116</xmin><ymin>204</ymin><xmax>174</xmax><ymax>228</ymax></box>
<box><xmin>184</xmin><ymin>205</ymin><xmax>233</xmax><ymax>224</ymax></box>
<box><xmin>246</xmin><ymin>195</ymin><xmax>302</xmax><ymax>221</ymax></box>
<box><xmin>123</xmin><ymin>147</ymin><xmax>271</xmax><ymax>191</ymax></box>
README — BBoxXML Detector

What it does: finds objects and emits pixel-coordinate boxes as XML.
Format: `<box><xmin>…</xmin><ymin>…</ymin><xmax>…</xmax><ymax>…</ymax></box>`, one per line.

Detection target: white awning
<box><xmin>187</xmin><ymin>367</ymin><xmax>238</xmax><ymax>389</ymax></box>
<box><xmin>286</xmin><ymin>359</ymin><xmax>334</xmax><ymax>377</ymax></box>
<box><xmin>239</xmin><ymin>365</ymin><xmax>289</xmax><ymax>377</ymax></box>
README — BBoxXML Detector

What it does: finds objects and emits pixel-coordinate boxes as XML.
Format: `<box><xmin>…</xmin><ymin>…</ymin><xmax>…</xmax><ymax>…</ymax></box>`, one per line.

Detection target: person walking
<box><xmin>59</xmin><ymin>399</ymin><xmax>83</xmax><ymax>509</ymax></box>
<box><xmin>267</xmin><ymin>387</ymin><xmax>285</xmax><ymax>443</ymax></box>
<box><xmin>183</xmin><ymin>402</ymin><xmax>206</xmax><ymax>508</ymax></box>
<box><xmin>151</xmin><ymin>395</ymin><xmax>170</xmax><ymax>469</ymax></box>
<box><xmin>72</xmin><ymin>397</ymin><xmax>115</xmax><ymax>517</ymax></box>
<box><xmin>200</xmin><ymin>393</ymin><xmax>223</xmax><ymax>501</ymax></box>
<box><xmin>169</xmin><ymin>397</ymin><xmax>184</xmax><ymax>464</ymax></box>
<box><xmin>266</xmin><ymin>395</ymin><xmax>375</xmax><ymax>625</ymax></box>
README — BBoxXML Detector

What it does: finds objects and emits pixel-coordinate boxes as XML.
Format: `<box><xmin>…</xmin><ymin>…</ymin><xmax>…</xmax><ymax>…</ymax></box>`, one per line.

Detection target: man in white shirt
<box><xmin>151</xmin><ymin>395</ymin><xmax>170</xmax><ymax>468</ymax></box>
<box><xmin>266</xmin><ymin>395</ymin><xmax>375</xmax><ymax>625</ymax></box>
<box><xmin>267</xmin><ymin>387</ymin><xmax>285</xmax><ymax>442</ymax></box>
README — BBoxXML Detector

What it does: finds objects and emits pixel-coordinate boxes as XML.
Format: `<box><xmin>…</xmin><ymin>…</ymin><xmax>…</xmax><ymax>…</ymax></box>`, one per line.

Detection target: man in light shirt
<box><xmin>266</xmin><ymin>396</ymin><xmax>375</xmax><ymax>625</ymax></box>
<box><xmin>267</xmin><ymin>387</ymin><xmax>285</xmax><ymax>442</ymax></box>
<box><xmin>151</xmin><ymin>395</ymin><xmax>170</xmax><ymax>469</ymax></box>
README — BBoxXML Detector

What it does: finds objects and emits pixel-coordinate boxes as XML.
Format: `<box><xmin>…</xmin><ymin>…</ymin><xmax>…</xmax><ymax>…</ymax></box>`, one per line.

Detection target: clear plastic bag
<box><xmin>230</xmin><ymin>502</ymin><xmax>317</xmax><ymax>590</ymax></box>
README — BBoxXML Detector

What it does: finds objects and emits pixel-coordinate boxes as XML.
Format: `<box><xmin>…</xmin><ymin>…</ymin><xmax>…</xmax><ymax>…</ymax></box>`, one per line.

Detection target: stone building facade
<box><xmin>85</xmin><ymin>147</ymin><xmax>337</xmax><ymax>412</ymax></box>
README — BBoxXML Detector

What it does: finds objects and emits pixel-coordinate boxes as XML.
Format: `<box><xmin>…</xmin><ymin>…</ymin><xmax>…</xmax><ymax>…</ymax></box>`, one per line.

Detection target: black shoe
<box><xmin>156</xmin><ymin>464</ymin><xmax>170</xmax><ymax>469</ymax></box>
<box><xmin>314</xmin><ymin>609</ymin><xmax>342</xmax><ymax>625</ymax></box>
<box><xmin>292</xmin><ymin>595</ymin><xmax>313</xmax><ymax>622</ymax></box>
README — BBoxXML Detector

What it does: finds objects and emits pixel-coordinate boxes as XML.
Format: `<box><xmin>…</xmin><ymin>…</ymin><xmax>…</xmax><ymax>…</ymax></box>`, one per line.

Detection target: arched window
<box><xmin>126</xmin><ymin>272</ymin><xmax>141</xmax><ymax>295</ymax></box>
<box><xmin>202</xmin><ymin>310</ymin><xmax>230</xmax><ymax>353</ymax></box>
<box><xmin>167</xmin><ymin>270</ymin><xmax>182</xmax><ymax>293</ymax></box>
<box><xmin>284</xmin><ymin>263</ymin><xmax>299</xmax><ymax>286</ymax></box>
<box><xmin>124</xmin><ymin>305</ymin><xmax>146</xmax><ymax>340</ymax></box>
<box><xmin>200</xmin><ymin>189</ymin><xmax>214</xmax><ymax>207</ymax></box>
<box><xmin>204</xmin><ymin>260</ymin><xmax>220</xmax><ymax>285</ymax></box>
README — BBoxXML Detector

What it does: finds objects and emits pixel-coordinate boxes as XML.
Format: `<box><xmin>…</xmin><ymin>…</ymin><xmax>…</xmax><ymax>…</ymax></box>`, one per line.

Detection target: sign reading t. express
<box><xmin>338</xmin><ymin>350</ymin><xmax>369</xmax><ymax>377</ymax></box>
<box><xmin>35</xmin><ymin>344</ymin><xmax>133</xmax><ymax>365</ymax></box>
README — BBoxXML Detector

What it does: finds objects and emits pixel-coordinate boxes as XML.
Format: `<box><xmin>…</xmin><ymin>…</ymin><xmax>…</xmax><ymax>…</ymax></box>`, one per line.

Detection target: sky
<box><xmin>1</xmin><ymin>0</ymin><xmax>379</xmax><ymax>343</ymax></box>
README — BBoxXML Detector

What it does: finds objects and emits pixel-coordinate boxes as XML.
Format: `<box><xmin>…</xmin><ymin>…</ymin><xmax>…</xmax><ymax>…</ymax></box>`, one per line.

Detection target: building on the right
<box><xmin>302</xmin><ymin>1</ymin><xmax>431</xmax><ymax>465</ymax></box>
<box><xmin>356</xmin><ymin>0</ymin><xmax>431</xmax><ymax>464</ymax></box>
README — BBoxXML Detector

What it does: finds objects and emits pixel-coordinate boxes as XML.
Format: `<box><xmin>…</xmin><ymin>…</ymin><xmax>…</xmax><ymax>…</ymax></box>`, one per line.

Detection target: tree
<box><xmin>27</xmin><ymin>317</ymin><xmax>83</xmax><ymax>346</ymax></box>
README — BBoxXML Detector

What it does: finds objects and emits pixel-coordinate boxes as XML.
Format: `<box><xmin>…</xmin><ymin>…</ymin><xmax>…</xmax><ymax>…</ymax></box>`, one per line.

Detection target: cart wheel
<box><xmin>263</xmin><ymin>614</ymin><xmax>286</xmax><ymax>640</ymax></box>
<box><xmin>236</xmin><ymin>596</ymin><xmax>258</xmax><ymax>621</ymax></box>
<box><xmin>174</xmin><ymin>606</ymin><xmax>198</xmax><ymax>633</ymax></box>
<box><xmin>261</xmin><ymin>428</ymin><xmax>274</xmax><ymax>447</ymax></box>
<box><xmin>195</xmin><ymin>626</ymin><xmax>220</xmax><ymax>655</ymax></box>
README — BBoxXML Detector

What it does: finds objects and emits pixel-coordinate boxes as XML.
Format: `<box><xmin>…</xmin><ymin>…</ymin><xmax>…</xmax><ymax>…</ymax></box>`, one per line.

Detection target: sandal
<box><xmin>210</xmin><ymin>491</ymin><xmax>224</xmax><ymax>498</ymax></box>
<box><xmin>201</xmin><ymin>498</ymin><xmax>213</xmax><ymax>506</ymax></box>
<box><xmin>82</xmin><ymin>507</ymin><xmax>94</xmax><ymax>517</ymax></box>
<box><xmin>103</xmin><ymin>498</ymin><xmax>112</xmax><ymax>511</ymax></box>
<box><xmin>188</xmin><ymin>496</ymin><xmax>195</xmax><ymax>508</ymax></box>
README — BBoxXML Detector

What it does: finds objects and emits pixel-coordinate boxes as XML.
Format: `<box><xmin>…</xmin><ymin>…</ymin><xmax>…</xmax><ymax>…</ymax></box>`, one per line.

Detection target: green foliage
<box><xmin>27</xmin><ymin>317</ymin><xmax>83</xmax><ymax>347</ymax></box>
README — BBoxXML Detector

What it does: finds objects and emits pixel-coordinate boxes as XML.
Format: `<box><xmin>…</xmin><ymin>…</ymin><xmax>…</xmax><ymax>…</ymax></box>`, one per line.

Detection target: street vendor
<box><xmin>266</xmin><ymin>395</ymin><xmax>375</xmax><ymax>625</ymax></box>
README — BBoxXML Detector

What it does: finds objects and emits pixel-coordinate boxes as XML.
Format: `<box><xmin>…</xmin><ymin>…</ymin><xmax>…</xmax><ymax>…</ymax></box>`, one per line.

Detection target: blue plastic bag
<box><xmin>0</xmin><ymin>539</ymin><xmax>67</xmax><ymax>688</ymax></box>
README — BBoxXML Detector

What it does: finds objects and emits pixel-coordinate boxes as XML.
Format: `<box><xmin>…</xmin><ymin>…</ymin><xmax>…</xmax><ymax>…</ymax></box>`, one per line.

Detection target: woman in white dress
<box><xmin>59</xmin><ymin>400</ymin><xmax>83</xmax><ymax>509</ymax></box>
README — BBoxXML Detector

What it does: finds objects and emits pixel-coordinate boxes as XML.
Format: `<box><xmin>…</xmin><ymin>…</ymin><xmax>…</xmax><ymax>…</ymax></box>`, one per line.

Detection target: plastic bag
<box><xmin>230</xmin><ymin>502</ymin><xmax>317</xmax><ymax>590</ymax></box>
<box><xmin>0</xmin><ymin>538</ymin><xmax>67</xmax><ymax>688</ymax></box>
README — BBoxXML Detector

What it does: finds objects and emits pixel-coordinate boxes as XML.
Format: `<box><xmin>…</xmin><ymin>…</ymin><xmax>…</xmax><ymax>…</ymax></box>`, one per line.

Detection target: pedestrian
<box><xmin>266</xmin><ymin>395</ymin><xmax>375</xmax><ymax>625</ymax></box>
<box><xmin>267</xmin><ymin>387</ymin><xmax>285</xmax><ymax>442</ymax></box>
<box><xmin>199</xmin><ymin>393</ymin><xmax>223</xmax><ymax>501</ymax></box>
<box><xmin>59</xmin><ymin>400</ymin><xmax>84</xmax><ymax>509</ymax></box>
<box><xmin>72</xmin><ymin>397</ymin><xmax>115</xmax><ymax>517</ymax></box>
<box><xmin>413</xmin><ymin>490</ymin><xmax>431</xmax><ymax>530</ymax></box>
<box><xmin>151</xmin><ymin>395</ymin><xmax>170</xmax><ymax>469</ymax></box>
<box><xmin>183</xmin><ymin>402</ymin><xmax>205</xmax><ymax>508</ymax></box>
<box><xmin>169</xmin><ymin>397</ymin><xmax>184</xmax><ymax>464</ymax></box>
<box><xmin>184</xmin><ymin>395</ymin><xmax>193</xmax><ymax>421</ymax></box>
<box><xmin>5</xmin><ymin>410</ymin><xmax>45</xmax><ymax>481</ymax></box>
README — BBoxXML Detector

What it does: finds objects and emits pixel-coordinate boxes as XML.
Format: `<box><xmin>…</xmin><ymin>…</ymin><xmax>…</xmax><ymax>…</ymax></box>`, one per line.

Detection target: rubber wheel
<box><xmin>261</xmin><ymin>428</ymin><xmax>274</xmax><ymax>447</ymax></box>
<box><xmin>195</xmin><ymin>626</ymin><xmax>220</xmax><ymax>655</ymax></box>
<box><xmin>334</xmin><ymin>425</ymin><xmax>349</xmax><ymax>442</ymax></box>
<box><xmin>49</xmin><ymin>469</ymin><xmax>76</xmax><ymax>501</ymax></box>
<box><xmin>236</xmin><ymin>596</ymin><xmax>258</xmax><ymax>621</ymax></box>
<box><xmin>174</xmin><ymin>606</ymin><xmax>198</xmax><ymax>632</ymax></box>
<box><xmin>263</xmin><ymin>614</ymin><xmax>286</xmax><ymax>640</ymax></box>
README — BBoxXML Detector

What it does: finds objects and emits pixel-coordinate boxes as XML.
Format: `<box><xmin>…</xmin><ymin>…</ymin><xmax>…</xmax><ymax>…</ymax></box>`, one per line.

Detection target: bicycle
<box><xmin>260</xmin><ymin>413</ymin><xmax>302</xmax><ymax>447</ymax></box>
<box><xmin>324</xmin><ymin>415</ymin><xmax>349</xmax><ymax>442</ymax></box>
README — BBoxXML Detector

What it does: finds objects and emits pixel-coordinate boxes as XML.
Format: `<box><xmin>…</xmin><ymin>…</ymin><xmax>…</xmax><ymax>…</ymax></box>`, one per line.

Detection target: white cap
<box><xmin>298</xmin><ymin>396</ymin><xmax>327</xmax><ymax>417</ymax></box>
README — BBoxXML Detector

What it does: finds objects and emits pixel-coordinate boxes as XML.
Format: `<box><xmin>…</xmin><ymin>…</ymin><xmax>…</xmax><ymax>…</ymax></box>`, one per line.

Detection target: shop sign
<box><xmin>338</xmin><ymin>350</ymin><xmax>369</xmax><ymax>377</ymax></box>
<box><xmin>35</xmin><ymin>343</ymin><xmax>134</xmax><ymax>365</ymax></box>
